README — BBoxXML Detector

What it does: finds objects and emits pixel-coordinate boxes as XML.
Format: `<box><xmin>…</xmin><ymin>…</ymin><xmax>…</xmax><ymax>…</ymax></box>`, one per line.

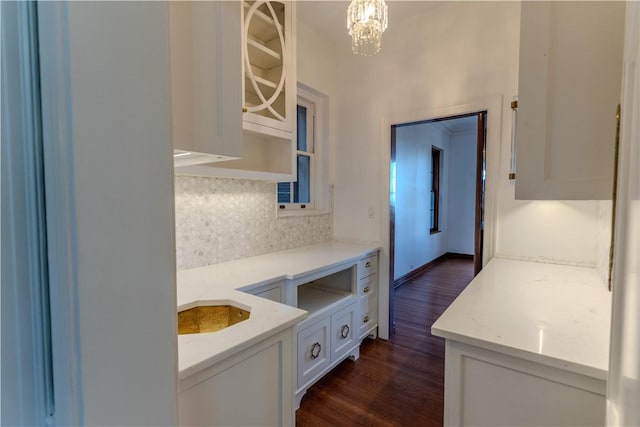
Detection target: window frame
<box><xmin>277</xmin><ymin>84</ymin><xmax>329</xmax><ymax>217</ymax></box>
<box><xmin>430</xmin><ymin>146</ymin><xmax>442</xmax><ymax>234</ymax></box>
<box><xmin>278</xmin><ymin>99</ymin><xmax>315</xmax><ymax>210</ymax></box>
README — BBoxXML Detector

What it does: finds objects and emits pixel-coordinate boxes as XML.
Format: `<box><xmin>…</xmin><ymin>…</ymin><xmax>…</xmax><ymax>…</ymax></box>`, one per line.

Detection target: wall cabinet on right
<box><xmin>515</xmin><ymin>1</ymin><xmax>625</xmax><ymax>200</ymax></box>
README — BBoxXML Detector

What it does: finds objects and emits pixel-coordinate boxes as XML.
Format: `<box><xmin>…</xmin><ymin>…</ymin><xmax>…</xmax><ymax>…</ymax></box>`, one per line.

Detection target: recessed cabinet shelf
<box><xmin>297</xmin><ymin>284</ymin><xmax>352</xmax><ymax>318</ymax></box>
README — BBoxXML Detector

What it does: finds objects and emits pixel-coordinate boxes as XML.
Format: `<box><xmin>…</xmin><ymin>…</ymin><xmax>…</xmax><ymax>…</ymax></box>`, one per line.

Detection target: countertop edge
<box><xmin>431</xmin><ymin>327</ymin><xmax>608</xmax><ymax>381</ymax></box>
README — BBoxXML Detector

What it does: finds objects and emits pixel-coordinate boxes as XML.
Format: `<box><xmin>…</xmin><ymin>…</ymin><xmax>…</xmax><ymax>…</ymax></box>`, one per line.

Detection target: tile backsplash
<box><xmin>174</xmin><ymin>176</ymin><xmax>332</xmax><ymax>270</ymax></box>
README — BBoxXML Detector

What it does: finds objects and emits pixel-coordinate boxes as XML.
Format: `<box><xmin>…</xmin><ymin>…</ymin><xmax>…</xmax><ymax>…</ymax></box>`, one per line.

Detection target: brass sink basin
<box><xmin>178</xmin><ymin>303</ymin><xmax>250</xmax><ymax>335</ymax></box>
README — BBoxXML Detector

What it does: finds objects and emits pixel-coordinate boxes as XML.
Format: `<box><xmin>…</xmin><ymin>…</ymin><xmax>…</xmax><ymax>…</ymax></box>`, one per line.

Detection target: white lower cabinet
<box><xmin>444</xmin><ymin>340</ymin><xmax>606</xmax><ymax>426</ymax></box>
<box><xmin>178</xmin><ymin>328</ymin><xmax>294</xmax><ymax>426</ymax></box>
<box><xmin>295</xmin><ymin>301</ymin><xmax>359</xmax><ymax>408</ymax></box>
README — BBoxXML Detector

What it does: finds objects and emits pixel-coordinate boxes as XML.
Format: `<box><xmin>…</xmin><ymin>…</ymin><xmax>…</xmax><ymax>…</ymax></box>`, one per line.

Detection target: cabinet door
<box><xmin>242</xmin><ymin>1</ymin><xmax>295</xmax><ymax>134</ymax></box>
<box><xmin>516</xmin><ymin>1</ymin><xmax>624</xmax><ymax>200</ymax></box>
<box><xmin>330</xmin><ymin>304</ymin><xmax>357</xmax><ymax>362</ymax></box>
<box><xmin>169</xmin><ymin>1</ymin><xmax>243</xmax><ymax>167</ymax></box>
<box><xmin>297</xmin><ymin>317</ymin><xmax>330</xmax><ymax>388</ymax></box>
<box><xmin>179</xmin><ymin>329</ymin><xmax>294</xmax><ymax>426</ymax></box>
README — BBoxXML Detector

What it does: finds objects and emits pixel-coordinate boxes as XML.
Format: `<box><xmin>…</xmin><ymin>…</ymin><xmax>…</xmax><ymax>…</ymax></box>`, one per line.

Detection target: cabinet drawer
<box><xmin>358</xmin><ymin>274</ymin><xmax>377</xmax><ymax>297</ymax></box>
<box><xmin>297</xmin><ymin>317</ymin><xmax>330</xmax><ymax>388</ymax></box>
<box><xmin>357</xmin><ymin>254</ymin><xmax>378</xmax><ymax>279</ymax></box>
<box><xmin>330</xmin><ymin>303</ymin><xmax>357</xmax><ymax>362</ymax></box>
<box><xmin>358</xmin><ymin>295</ymin><xmax>377</xmax><ymax>339</ymax></box>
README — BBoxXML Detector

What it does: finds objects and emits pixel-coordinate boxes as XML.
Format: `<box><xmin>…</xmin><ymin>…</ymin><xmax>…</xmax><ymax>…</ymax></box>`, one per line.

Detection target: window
<box><xmin>430</xmin><ymin>146</ymin><xmax>442</xmax><ymax>233</ymax></box>
<box><xmin>278</xmin><ymin>84</ymin><xmax>328</xmax><ymax>214</ymax></box>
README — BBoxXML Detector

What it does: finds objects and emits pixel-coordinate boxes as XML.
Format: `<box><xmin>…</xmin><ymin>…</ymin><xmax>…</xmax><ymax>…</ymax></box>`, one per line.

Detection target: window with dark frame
<box><xmin>430</xmin><ymin>146</ymin><xmax>442</xmax><ymax>234</ymax></box>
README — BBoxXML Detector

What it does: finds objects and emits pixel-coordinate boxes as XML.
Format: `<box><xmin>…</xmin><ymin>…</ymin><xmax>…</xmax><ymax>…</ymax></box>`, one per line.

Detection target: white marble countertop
<box><xmin>431</xmin><ymin>258</ymin><xmax>612</xmax><ymax>380</ymax></box>
<box><xmin>177</xmin><ymin>241</ymin><xmax>379</xmax><ymax>379</ymax></box>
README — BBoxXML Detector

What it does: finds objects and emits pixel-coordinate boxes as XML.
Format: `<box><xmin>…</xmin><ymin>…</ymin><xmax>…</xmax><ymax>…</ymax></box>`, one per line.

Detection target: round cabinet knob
<box><xmin>363</xmin><ymin>315</ymin><xmax>369</xmax><ymax>323</ymax></box>
<box><xmin>242</xmin><ymin>107</ymin><xmax>248</xmax><ymax>113</ymax></box>
<box><xmin>365</xmin><ymin>261</ymin><xmax>372</xmax><ymax>268</ymax></box>
<box><xmin>363</xmin><ymin>286</ymin><xmax>370</xmax><ymax>293</ymax></box>
<box><xmin>310</xmin><ymin>342</ymin><xmax>321</xmax><ymax>359</ymax></box>
<box><xmin>340</xmin><ymin>324</ymin><xmax>350</xmax><ymax>339</ymax></box>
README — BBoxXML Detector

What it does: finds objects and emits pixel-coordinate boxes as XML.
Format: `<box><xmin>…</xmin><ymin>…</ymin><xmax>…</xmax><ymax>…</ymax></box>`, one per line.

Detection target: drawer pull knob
<box><xmin>242</xmin><ymin>106</ymin><xmax>248</xmax><ymax>113</ymax></box>
<box><xmin>365</xmin><ymin>261</ymin><xmax>372</xmax><ymax>268</ymax></box>
<box><xmin>310</xmin><ymin>342</ymin><xmax>321</xmax><ymax>359</ymax></box>
<box><xmin>363</xmin><ymin>315</ymin><xmax>369</xmax><ymax>323</ymax></box>
<box><xmin>340</xmin><ymin>324</ymin><xmax>350</xmax><ymax>339</ymax></box>
<box><xmin>363</xmin><ymin>286</ymin><xmax>370</xmax><ymax>293</ymax></box>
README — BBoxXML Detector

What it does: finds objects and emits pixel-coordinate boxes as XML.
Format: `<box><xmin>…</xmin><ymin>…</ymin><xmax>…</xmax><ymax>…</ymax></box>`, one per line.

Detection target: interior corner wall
<box><xmin>447</xmin><ymin>130</ymin><xmax>477</xmax><ymax>256</ymax></box>
<box><xmin>331</xmin><ymin>1</ymin><xmax>600</xmax><ymax>267</ymax></box>
<box><xmin>393</xmin><ymin>123</ymin><xmax>450</xmax><ymax>280</ymax></box>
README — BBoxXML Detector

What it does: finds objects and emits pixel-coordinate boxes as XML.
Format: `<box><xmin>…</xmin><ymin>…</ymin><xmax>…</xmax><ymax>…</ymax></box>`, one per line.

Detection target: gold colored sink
<box><xmin>178</xmin><ymin>304</ymin><xmax>250</xmax><ymax>335</ymax></box>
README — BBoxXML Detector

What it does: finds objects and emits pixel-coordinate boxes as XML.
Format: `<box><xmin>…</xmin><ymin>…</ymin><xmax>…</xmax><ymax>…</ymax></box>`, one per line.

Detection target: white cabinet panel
<box><xmin>330</xmin><ymin>304</ymin><xmax>356</xmax><ymax>362</ymax></box>
<box><xmin>297</xmin><ymin>317</ymin><xmax>330</xmax><ymax>389</ymax></box>
<box><xmin>179</xmin><ymin>329</ymin><xmax>294</xmax><ymax>426</ymax></box>
<box><xmin>516</xmin><ymin>1</ymin><xmax>625</xmax><ymax>199</ymax></box>
<box><xmin>169</xmin><ymin>2</ymin><xmax>243</xmax><ymax>167</ymax></box>
<box><xmin>444</xmin><ymin>341</ymin><xmax>606</xmax><ymax>427</ymax></box>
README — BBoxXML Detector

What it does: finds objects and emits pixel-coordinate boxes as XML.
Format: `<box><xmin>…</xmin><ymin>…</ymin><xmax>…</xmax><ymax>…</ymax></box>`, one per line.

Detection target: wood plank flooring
<box><xmin>295</xmin><ymin>257</ymin><xmax>474</xmax><ymax>426</ymax></box>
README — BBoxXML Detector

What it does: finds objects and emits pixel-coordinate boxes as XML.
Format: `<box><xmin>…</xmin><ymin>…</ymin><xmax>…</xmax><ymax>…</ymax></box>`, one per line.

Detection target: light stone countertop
<box><xmin>431</xmin><ymin>257</ymin><xmax>612</xmax><ymax>380</ymax></box>
<box><xmin>177</xmin><ymin>241</ymin><xmax>380</xmax><ymax>380</ymax></box>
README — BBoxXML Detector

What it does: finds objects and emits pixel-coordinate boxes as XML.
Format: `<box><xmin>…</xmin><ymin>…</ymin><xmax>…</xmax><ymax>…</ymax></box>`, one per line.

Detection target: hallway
<box><xmin>296</xmin><ymin>257</ymin><xmax>474</xmax><ymax>426</ymax></box>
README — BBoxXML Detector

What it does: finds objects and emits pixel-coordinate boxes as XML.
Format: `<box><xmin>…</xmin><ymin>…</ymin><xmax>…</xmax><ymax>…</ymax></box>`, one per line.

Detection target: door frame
<box><xmin>379</xmin><ymin>96</ymin><xmax>502</xmax><ymax>339</ymax></box>
<box><xmin>389</xmin><ymin>112</ymin><xmax>486</xmax><ymax>292</ymax></box>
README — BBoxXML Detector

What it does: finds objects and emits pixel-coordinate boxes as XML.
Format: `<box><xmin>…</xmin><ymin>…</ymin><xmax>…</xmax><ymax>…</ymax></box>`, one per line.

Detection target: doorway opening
<box><xmin>389</xmin><ymin>111</ymin><xmax>487</xmax><ymax>334</ymax></box>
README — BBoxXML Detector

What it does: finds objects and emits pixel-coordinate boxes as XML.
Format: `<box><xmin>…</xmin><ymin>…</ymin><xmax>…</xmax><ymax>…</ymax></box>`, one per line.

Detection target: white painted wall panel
<box><xmin>65</xmin><ymin>3</ymin><xmax>178</xmax><ymax>425</ymax></box>
<box><xmin>447</xmin><ymin>131</ymin><xmax>476</xmax><ymax>256</ymax></box>
<box><xmin>394</xmin><ymin>123</ymin><xmax>450</xmax><ymax>280</ymax></box>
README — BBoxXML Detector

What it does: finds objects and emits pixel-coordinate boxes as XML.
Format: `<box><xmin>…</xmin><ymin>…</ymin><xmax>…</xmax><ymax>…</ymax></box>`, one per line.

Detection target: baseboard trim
<box><xmin>393</xmin><ymin>252</ymin><xmax>473</xmax><ymax>289</ymax></box>
<box><xmin>446</xmin><ymin>252</ymin><xmax>474</xmax><ymax>260</ymax></box>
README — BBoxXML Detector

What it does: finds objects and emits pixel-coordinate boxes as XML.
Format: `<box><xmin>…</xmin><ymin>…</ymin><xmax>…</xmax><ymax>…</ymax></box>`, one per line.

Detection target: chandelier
<box><xmin>347</xmin><ymin>0</ymin><xmax>388</xmax><ymax>56</ymax></box>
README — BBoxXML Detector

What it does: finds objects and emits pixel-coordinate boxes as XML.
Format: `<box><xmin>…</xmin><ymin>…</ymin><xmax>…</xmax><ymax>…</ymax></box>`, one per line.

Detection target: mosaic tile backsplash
<box><xmin>175</xmin><ymin>176</ymin><xmax>333</xmax><ymax>270</ymax></box>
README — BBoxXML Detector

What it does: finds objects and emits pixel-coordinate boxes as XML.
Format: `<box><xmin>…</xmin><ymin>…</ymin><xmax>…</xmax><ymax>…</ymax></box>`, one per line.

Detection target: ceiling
<box><xmin>297</xmin><ymin>1</ymin><xmax>444</xmax><ymax>45</ymax></box>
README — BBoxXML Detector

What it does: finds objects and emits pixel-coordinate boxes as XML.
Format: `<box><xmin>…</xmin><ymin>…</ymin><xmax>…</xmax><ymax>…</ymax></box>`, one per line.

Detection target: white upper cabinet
<box><xmin>172</xmin><ymin>1</ymin><xmax>296</xmax><ymax>181</ymax></box>
<box><xmin>515</xmin><ymin>1</ymin><xmax>625</xmax><ymax>200</ymax></box>
<box><xmin>242</xmin><ymin>1</ymin><xmax>295</xmax><ymax>136</ymax></box>
<box><xmin>169</xmin><ymin>2</ymin><xmax>243</xmax><ymax>168</ymax></box>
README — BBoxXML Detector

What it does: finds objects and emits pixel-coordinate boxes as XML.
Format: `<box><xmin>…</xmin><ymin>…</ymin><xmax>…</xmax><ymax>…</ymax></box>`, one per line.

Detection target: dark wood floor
<box><xmin>296</xmin><ymin>257</ymin><xmax>474</xmax><ymax>426</ymax></box>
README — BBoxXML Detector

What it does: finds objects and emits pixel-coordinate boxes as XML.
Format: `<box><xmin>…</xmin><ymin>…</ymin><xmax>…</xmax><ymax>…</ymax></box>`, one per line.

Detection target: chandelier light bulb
<box><xmin>347</xmin><ymin>0</ymin><xmax>388</xmax><ymax>56</ymax></box>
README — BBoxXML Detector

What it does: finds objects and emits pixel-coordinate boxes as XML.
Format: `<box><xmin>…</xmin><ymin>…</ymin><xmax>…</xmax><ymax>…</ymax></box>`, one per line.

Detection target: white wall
<box><xmin>332</xmin><ymin>1</ymin><xmax>601</xmax><ymax>265</ymax></box>
<box><xmin>447</xmin><ymin>130</ymin><xmax>477</xmax><ymax>255</ymax></box>
<box><xmin>296</xmin><ymin>20</ymin><xmax>339</xmax><ymax>184</ymax></box>
<box><xmin>394</xmin><ymin>123</ymin><xmax>450</xmax><ymax>280</ymax></box>
<box><xmin>325</xmin><ymin>1</ymin><xmax>613</xmax><ymax>337</ymax></box>
<box><xmin>62</xmin><ymin>3</ymin><xmax>178</xmax><ymax>424</ymax></box>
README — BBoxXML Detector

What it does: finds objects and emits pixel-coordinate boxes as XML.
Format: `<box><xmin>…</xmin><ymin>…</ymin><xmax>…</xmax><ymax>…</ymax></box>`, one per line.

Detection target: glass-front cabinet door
<box><xmin>242</xmin><ymin>1</ymin><xmax>295</xmax><ymax>135</ymax></box>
